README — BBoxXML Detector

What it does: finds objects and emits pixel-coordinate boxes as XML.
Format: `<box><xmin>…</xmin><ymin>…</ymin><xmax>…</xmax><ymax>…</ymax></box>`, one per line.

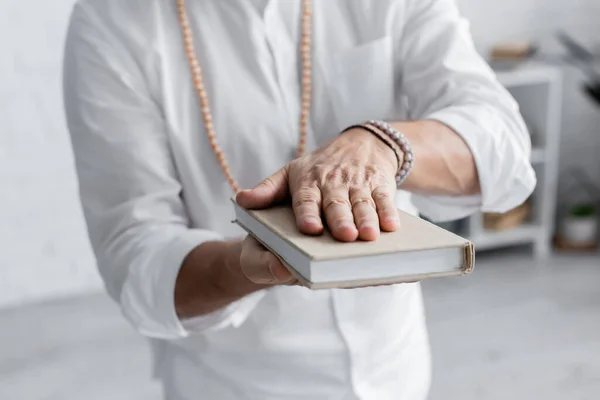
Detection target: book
<box><xmin>232</xmin><ymin>199</ymin><xmax>475</xmax><ymax>289</ymax></box>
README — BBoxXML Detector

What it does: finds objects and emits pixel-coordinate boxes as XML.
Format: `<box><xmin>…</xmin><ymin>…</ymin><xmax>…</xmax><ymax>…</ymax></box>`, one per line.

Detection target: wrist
<box><xmin>175</xmin><ymin>240</ymin><xmax>257</xmax><ymax>319</ymax></box>
<box><xmin>365</xmin><ymin>120</ymin><xmax>415</xmax><ymax>187</ymax></box>
<box><xmin>342</xmin><ymin>127</ymin><xmax>399</xmax><ymax>169</ymax></box>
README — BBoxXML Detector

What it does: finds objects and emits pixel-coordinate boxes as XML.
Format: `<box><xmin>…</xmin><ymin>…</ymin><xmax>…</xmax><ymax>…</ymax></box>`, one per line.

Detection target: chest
<box><xmin>153</xmin><ymin>0</ymin><xmax>409</xmax><ymax>194</ymax></box>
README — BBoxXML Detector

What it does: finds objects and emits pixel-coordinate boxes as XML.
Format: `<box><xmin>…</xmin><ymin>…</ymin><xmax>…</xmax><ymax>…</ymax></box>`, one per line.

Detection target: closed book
<box><xmin>232</xmin><ymin>199</ymin><xmax>475</xmax><ymax>289</ymax></box>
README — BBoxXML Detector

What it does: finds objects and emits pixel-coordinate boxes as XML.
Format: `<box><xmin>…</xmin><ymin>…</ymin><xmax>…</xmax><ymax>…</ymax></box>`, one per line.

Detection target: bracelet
<box><xmin>366</xmin><ymin>120</ymin><xmax>414</xmax><ymax>187</ymax></box>
<box><xmin>341</xmin><ymin>121</ymin><xmax>414</xmax><ymax>188</ymax></box>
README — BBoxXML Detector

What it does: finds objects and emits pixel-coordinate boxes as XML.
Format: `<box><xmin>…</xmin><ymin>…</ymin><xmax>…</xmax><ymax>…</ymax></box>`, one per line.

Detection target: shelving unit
<box><xmin>464</xmin><ymin>63</ymin><xmax>563</xmax><ymax>258</ymax></box>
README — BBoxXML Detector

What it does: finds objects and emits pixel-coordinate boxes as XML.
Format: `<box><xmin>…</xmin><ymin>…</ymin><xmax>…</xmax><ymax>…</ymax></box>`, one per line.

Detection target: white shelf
<box><xmin>531</xmin><ymin>147</ymin><xmax>546</xmax><ymax>164</ymax></box>
<box><xmin>495</xmin><ymin>63</ymin><xmax>561</xmax><ymax>88</ymax></box>
<box><xmin>469</xmin><ymin>224</ymin><xmax>541</xmax><ymax>251</ymax></box>
<box><xmin>461</xmin><ymin>63</ymin><xmax>562</xmax><ymax>258</ymax></box>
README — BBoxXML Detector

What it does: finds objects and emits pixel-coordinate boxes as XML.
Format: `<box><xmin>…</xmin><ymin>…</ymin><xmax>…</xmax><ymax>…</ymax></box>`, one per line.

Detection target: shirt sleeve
<box><xmin>398</xmin><ymin>0</ymin><xmax>537</xmax><ymax>222</ymax></box>
<box><xmin>63</xmin><ymin>4</ymin><xmax>262</xmax><ymax>340</ymax></box>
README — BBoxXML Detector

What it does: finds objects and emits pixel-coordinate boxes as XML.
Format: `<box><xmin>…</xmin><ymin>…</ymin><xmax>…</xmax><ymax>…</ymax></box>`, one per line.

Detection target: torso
<box><xmin>79</xmin><ymin>0</ymin><xmax>431</xmax><ymax>398</ymax></box>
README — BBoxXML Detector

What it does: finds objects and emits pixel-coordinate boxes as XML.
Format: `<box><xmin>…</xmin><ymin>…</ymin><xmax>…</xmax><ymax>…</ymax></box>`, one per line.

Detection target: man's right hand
<box><xmin>175</xmin><ymin>236</ymin><xmax>295</xmax><ymax>320</ymax></box>
<box><xmin>236</xmin><ymin>236</ymin><xmax>295</xmax><ymax>285</ymax></box>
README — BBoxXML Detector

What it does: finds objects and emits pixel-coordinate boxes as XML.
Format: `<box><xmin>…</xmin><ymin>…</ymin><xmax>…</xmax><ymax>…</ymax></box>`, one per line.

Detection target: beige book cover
<box><xmin>232</xmin><ymin>199</ymin><xmax>475</xmax><ymax>289</ymax></box>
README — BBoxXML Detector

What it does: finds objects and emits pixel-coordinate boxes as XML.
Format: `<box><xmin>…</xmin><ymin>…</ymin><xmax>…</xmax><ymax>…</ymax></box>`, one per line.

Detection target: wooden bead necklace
<box><xmin>176</xmin><ymin>0</ymin><xmax>313</xmax><ymax>193</ymax></box>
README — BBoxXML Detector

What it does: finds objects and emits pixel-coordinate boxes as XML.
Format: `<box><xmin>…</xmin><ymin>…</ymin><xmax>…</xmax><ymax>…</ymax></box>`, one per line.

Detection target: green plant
<box><xmin>569</xmin><ymin>203</ymin><xmax>597</xmax><ymax>218</ymax></box>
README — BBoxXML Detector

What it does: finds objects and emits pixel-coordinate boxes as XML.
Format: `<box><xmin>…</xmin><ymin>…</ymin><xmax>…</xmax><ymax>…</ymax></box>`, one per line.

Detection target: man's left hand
<box><xmin>236</xmin><ymin>128</ymin><xmax>400</xmax><ymax>242</ymax></box>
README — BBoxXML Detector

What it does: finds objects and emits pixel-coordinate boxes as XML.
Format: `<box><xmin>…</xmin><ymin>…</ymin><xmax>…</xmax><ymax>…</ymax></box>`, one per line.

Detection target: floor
<box><xmin>1</xmin><ymin>250</ymin><xmax>599</xmax><ymax>400</ymax></box>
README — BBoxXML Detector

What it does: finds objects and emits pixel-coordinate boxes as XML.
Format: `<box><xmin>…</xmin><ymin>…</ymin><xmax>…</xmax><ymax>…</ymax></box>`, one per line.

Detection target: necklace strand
<box><xmin>176</xmin><ymin>0</ymin><xmax>313</xmax><ymax>194</ymax></box>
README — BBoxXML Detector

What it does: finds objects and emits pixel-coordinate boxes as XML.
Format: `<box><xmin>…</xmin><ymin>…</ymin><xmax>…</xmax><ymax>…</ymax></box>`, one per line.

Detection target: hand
<box><xmin>175</xmin><ymin>237</ymin><xmax>296</xmax><ymax>319</ymax></box>
<box><xmin>237</xmin><ymin>128</ymin><xmax>400</xmax><ymax>242</ymax></box>
<box><xmin>235</xmin><ymin>236</ymin><xmax>296</xmax><ymax>285</ymax></box>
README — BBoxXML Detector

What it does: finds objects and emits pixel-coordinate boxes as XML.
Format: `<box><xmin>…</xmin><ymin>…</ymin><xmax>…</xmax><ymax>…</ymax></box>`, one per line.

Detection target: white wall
<box><xmin>1</xmin><ymin>0</ymin><xmax>598</xmax><ymax>308</ymax></box>
<box><xmin>456</xmin><ymin>0</ymin><xmax>600</xmax><ymax>197</ymax></box>
<box><xmin>0</xmin><ymin>0</ymin><xmax>101</xmax><ymax>309</ymax></box>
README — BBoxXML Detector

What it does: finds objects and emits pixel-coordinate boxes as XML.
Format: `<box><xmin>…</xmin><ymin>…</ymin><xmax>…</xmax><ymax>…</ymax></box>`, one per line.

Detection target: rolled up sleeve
<box><xmin>398</xmin><ymin>0</ymin><xmax>536</xmax><ymax>222</ymax></box>
<box><xmin>63</xmin><ymin>4</ymin><xmax>260</xmax><ymax>339</ymax></box>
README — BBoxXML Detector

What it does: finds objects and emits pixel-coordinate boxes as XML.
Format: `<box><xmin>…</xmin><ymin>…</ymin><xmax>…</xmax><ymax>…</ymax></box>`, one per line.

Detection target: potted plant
<box><xmin>555</xmin><ymin>167</ymin><xmax>600</xmax><ymax>250</ymax></box>
<box><xmin>559</xmin><ymin>203</ymin><xmax>598</xmax><ymax>248</ymax></box>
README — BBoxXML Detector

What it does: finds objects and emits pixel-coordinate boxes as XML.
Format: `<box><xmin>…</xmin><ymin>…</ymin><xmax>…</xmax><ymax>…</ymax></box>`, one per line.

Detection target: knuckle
<box><xmin>364</xmin><ymin>164</ymin><xmax>381</xmax><ymax>177</ymax></box>
<box><xmin>312</xmin><ymin>163</ymin><xmax>328</xmax><ymax>175</ymax></box>
<box><xmin>351</xmin><ymin>197</ymin><xmax>376</xmax><ymax>210</ymax></box>
<box><xmin>364</xmin><ymin>164</ymin><xmax>389</xmax><ymax>181</ymax></box>
<box><xmin>324</xmin><ymin>168</ymin><xmax>344</xmax><ymax>182</ymax></box>
<box><xmin>323</xmin><ymin>196</ymin><xmax>351</xmax><ymax>210</ymax></box>
<box><xmin>259</xmin><ymin>177</ymin><xmax>277</xmax><ymax>189</ymax></box>
<box><xmin>372</xmin><ymin>189</ymin><xmax>391</xmax><ymax>202</ymax></box>
<box><xmin>300</xmin><ymin>176</ymin><xmax>319</xmax><ymax>186</ymax></box>
<box><xmin>293</xmin><ymin>194</ymin><xmax>321</xmax><ymax>209</ymax></box>
<box><xmin>347</xmin><ymin>158</ymin><xmax>361</xmax><ymax>168</ymax></box>
<box><xmin>344</xmin><ymin>173</ymin><xmax>359</xmax><ymax>187</ymax></box>
<box><xmin>294</xmin><ymin>177</ymin><xmax>318</xmax><ymax>192</ymax></box>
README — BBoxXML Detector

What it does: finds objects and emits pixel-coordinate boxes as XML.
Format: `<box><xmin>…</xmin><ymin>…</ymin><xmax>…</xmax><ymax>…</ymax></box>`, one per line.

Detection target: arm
<box><xmin>174</xmin><ymin>241</ymin><xmax>254</xmax><ymax>320</ymax></box>
<box><xmin>238</xmin><ymin>0</ymin><xmax>535</xmax><ymax>238</ymax></box>
<box><xmin>393</xmin><ymin>0</ymin><xmax>536</xmax><ymax>221</ymax></box>
<box><xmin>175</xmin><ymin>238</ymin><xmax>293</xmax><ymax>320</ymax></box>
<box><xmin>238</xmin><ymin>0</ymin><xmax>536</xmax><ymax>241</ymax></box>
<box><xmin>388</xmin><ymin>120</ymin><xmax>480</xmax><ymax>196</ymax></box>
<box><xmin>63</xmin><ymin>4</ymin><xmax>288</xmax><ymax>336</ymax></box>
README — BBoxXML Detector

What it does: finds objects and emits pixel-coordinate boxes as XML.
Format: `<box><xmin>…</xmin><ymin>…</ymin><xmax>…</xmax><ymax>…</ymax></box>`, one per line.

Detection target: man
<box><xmin>63</xmin><ymin>0</ymin><xmax>536</xmax><ymax>398</ymax></box>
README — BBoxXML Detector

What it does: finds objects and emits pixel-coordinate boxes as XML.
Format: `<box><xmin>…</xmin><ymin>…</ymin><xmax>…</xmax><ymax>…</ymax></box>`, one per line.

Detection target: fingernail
<box><xmin>337</xmin><ymin>221</ymin><xmax>355</xmax><ymax>230</ymax></box>
<box><xmin>242</xmin><ymin>263</ymin><xmax>274</xmax><ymax>284</ymax></box>
<box><xmin>384</xmin><ymin>215</ymin><xmax>399</xmax><ymax>224</ymax></box>
<box><xmin>303</xmin><ymin>217</ymin><xmax>321</xmax><ymax>226</ymax></box>
<box><xmin>360</xmin><ymin>222</ymin><xmax>378</xmax><ymax>231</ymax></box>
<box><xmin>237</xmin><ymin>189</ymin><xmax>251</xmax><ymax>200</ymax></box>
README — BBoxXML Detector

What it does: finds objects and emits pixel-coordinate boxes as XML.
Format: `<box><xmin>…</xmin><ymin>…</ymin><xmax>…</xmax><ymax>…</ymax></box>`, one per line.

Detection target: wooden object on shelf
<box><xmin>491</xmin><ymin>42</ymin><xmax>536</xmax><ymax>61</ymax></box>
<box><xmin>553</xmin><ymin>235</ymin><xmax>598</xmax><ymax>252</ymax></box>
<box><xmin>483</xmin><ymin>203</ymin><xmax>531</xmax><ymax>232</ymax></box>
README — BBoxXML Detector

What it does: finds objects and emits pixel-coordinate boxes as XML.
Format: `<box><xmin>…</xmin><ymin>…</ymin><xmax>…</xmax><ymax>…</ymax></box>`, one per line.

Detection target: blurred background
<box><xmin>1</xmin><ymin>0</ymin><xmax>599</xmax><ymax>399</ymax></box>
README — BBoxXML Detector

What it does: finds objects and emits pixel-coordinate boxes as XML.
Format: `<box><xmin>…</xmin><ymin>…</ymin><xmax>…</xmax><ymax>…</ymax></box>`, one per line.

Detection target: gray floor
<box><xmin>1</xmin><ymin>250</ymin><xmax>599</xmax><ymax>400</ymax></box>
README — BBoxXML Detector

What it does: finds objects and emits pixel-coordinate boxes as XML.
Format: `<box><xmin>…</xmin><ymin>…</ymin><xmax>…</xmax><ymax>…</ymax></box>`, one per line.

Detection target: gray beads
<box><xmin>367</xmin><ymin>120</ymin><xmax>414</xmax><ymax>188</ymax></box>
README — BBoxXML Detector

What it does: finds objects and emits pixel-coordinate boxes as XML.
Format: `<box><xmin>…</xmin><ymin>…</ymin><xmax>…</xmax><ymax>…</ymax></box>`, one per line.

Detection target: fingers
<box><xmin>322</xmin><ymin>188</ymin><xmax>359</xmax><ymax>242</ymax></box>
<box><xmin>240</xmin><ymin>236</ymin><xmax>294</xmax><ymax>285</ymax></box>
<box><xmin>236</xmin><ymin>167</ymin><xmax>289</xmax><ymax>209</ymax></box>
<box><xmin>349</xmin><ymin>188</ymin><xmax>380</xmax><ymax>241</ymax></box>
<box><xmin>237</xmin><ymin>163</ymin><xmax>397</xmax><ymax>244</ymax></box>
<box><xmin>372</xmin><ymin>185</ymin><xmax>399</xmax><ymax>232</ymax></box>
<box><xmin>292</xmin><ymin>185</ymin><xmax>324</xmax><ymax>235</ymax></box>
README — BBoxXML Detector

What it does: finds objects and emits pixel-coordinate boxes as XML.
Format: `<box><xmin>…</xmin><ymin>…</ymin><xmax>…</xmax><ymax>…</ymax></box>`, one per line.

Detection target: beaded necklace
<box><xmin>176</xmin><ymin>0</ymin><xmax>313</xmax><ymax>193</ymax></box>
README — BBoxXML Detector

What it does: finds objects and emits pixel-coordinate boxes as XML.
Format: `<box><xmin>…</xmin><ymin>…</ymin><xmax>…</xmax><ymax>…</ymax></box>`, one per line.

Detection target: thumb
<box><xmin>240</xmin><ymin>237</ymin><xmax>294</xmax><ymax>284</ymax></box>
<box><xmin>236</xmin><ymin>166</ymin><xmax>289</xmax><ymax>209</ymax></box>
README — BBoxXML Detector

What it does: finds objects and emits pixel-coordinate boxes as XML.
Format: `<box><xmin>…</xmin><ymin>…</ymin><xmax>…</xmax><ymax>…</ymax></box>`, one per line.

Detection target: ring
<box><xmin>351</xmin><ymin>198</ymin><xmax>375</xmax><ymax>209</ymax></box>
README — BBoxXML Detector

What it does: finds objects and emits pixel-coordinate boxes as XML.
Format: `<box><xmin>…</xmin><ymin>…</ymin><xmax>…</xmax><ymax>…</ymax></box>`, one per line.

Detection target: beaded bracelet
<box><xmin>342</xmin><ymin>121</ymin><xmax>414</xmax><ymax>188</ymax></box>
<box><xmin>366</xmin><ymin>120</ymin><xmax>414</xmax><ymax>187</ymax></box>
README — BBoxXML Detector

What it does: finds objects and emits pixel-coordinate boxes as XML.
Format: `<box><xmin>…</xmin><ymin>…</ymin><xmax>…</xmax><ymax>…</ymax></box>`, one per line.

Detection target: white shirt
<box><xmin>63</xmin><ymin>0</ymin><xmax>536</xmax><ymax>399</ymax></box>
